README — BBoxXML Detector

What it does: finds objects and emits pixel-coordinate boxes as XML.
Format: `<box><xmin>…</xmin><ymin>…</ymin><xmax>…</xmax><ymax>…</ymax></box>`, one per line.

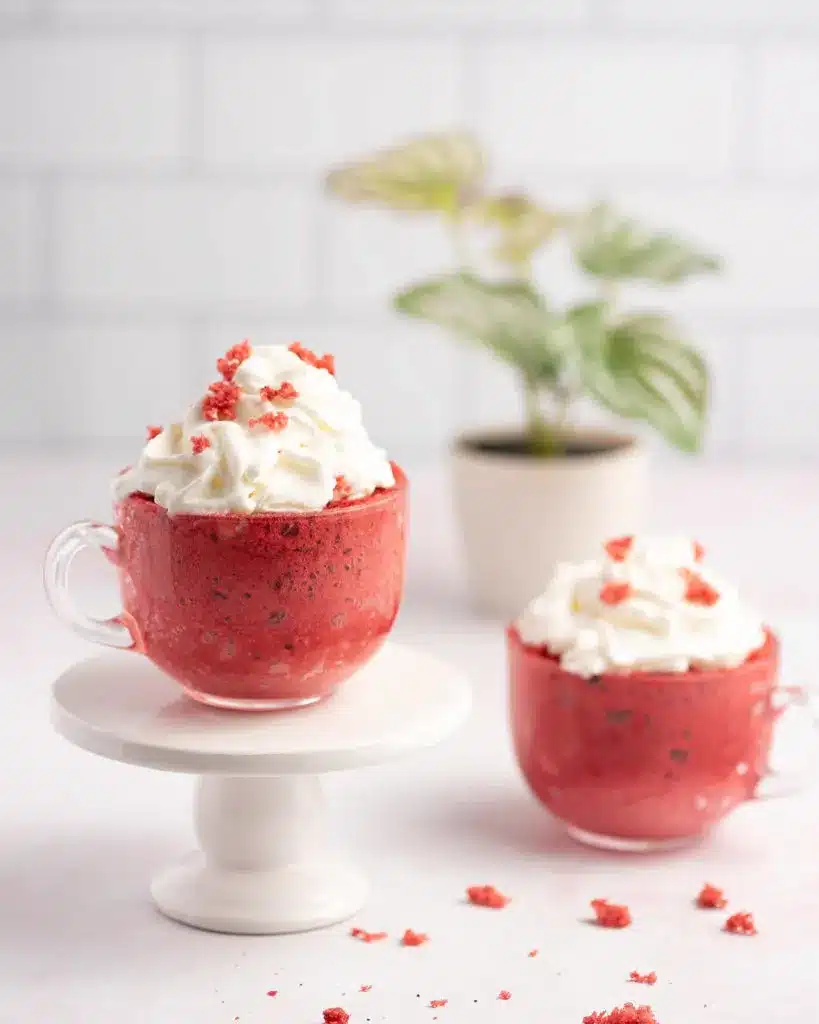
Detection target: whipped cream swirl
<box><xmin>516</xmin><ymin>536</ymin><xmax>766</xmax><ymax>676</ymax></box>
<box><xmin>114</xmin><ymin>342</ymin><xmax>395</xmax><ymax>514</ymax></box>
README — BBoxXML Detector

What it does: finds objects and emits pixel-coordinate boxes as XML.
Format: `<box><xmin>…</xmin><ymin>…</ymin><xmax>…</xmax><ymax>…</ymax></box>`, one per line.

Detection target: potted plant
<box><xmin>325</xmin><ymin>134</ymin><xmax>720</xmax><ymax>616</ymax></box>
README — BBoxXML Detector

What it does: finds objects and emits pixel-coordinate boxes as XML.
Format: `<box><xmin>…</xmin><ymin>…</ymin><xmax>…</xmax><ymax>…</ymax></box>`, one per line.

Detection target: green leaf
<box><xmin>324</xmin><ymin>133</ymin><xmax>484</xmax><ymax>215</ymax></box>
<box><xmin>394</xmin><ymin>272</ymin><xmax>564</xmax><ymax>384</ymax></box>
<box><xmin>579</xmin><ymin>313</ymin><xmax>708</xmax><ymax>452</ymax></box>
<box><xmin>573</xmin><ymin>202</ymin><xmax>721</xmax><ymax>283</ymax></box>
<box><xmin>467</xmin><ymin>193</ymin><xmax>564</xmax><ymax>268</ymax></box>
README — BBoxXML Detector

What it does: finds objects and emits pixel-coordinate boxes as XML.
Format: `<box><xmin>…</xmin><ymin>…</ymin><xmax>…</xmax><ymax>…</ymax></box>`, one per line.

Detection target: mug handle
<box><xmin>755</xmin><ymin>685</ymin><xmax>819</xmax><ymax>799</ymax></box>
<box><xmin>44</xmin><ymin>521</ymin><xmax>135</xmax><ymax>649</ymax></box>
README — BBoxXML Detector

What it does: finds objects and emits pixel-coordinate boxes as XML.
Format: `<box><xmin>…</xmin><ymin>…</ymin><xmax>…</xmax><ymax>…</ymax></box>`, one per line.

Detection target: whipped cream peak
<box><xmin>114</xmin><ymin>341</ymin><xmax>395</xmax><ymax>514</ymax></box>
<box><xmin>516</xmin><ymin>535</ymin><xmax>766</xmax><ymax>677</ymax></box>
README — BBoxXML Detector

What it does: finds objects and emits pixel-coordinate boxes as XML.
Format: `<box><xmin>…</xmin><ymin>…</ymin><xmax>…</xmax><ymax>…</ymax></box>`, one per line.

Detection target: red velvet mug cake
<box><xmin>509</xmin><ymin>536</ymin><xmax>787</xmax><ymax>850</ymax></box>
<box><xmin>45</xmin><ymin>340</ymin><xmax>407</xmax><ymax>710</ymax></box>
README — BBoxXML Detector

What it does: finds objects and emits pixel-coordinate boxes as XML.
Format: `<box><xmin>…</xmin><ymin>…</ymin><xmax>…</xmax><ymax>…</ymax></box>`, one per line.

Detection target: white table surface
<box><xmin>4</xmin><ymin>452</ymin><xmax>819</xmax><ymax>1023</ymax></box>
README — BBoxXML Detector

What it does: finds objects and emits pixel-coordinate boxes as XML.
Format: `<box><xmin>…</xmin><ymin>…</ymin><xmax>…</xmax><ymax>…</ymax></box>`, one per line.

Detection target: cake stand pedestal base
<box><xmin>52</xmin><ymin>642</ymin><xmax>470</xmax><ymax>935</ymax></box>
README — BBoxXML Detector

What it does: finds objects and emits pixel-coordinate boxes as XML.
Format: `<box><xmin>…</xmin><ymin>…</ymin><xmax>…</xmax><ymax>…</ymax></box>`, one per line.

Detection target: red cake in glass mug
<box><xmin>508</xmin><ymin>536</ymin><xmax>780</xmax><ymax>850</ymax></box>
<box><xmin>45</xmin><ymin>341</ymin><xmax>407</xmax><ymax>709</ymax></box>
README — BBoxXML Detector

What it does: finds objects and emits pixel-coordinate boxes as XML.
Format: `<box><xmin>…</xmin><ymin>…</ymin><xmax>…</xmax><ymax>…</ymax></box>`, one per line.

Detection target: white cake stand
<box><xmin>51</xmin><ymin>642</ymin><xmax>470</xmax><ymax>936</ymax></box>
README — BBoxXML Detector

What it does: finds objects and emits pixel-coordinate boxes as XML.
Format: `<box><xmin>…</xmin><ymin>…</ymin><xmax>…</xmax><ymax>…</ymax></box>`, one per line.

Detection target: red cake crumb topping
<box><xmin>202</xmin><ymin>380</ymin><xmax>241</xmax><ymax>421</ymax></box>
<box><xmin>323</xmin><ymin>1009</ymin><xmax>349</xmax><ymax>1024</ymax></box>
<box><xmin>350</xmin><ymin>927</ymin><xmax>388</xmax><ymax>943</ymax></box>
<box><xmin>217</xmin><ymin>339</ymin><xmax>252</xmax><ymax>381</ymax></box>
<box><xmin>693</xmin><ymin>540</ymin><xmax>705</xmax><ymax>562</ymax></box>
<box><xmin>191</xmin><ymin>434</ymin><xmax>211</xmax><ymax>454</ymax></box>
<box><xmin>680</xmin><ymin>568</ymin><xmax>720</xmax><ymax>606</ymax></box>
<box><xmin>333</xmin><ymin>475</ymin><xmax>354</xmax><ymax>502</ymax></box>
<box><xmin>401</xmin><ymin>929</ymin><xmax>428</xmax><ymax>947</ymax></box>
<box><xmin>599</xmin><ymin>582</ymin><xmax>633</xmax><ymax>606</ymax></box>
<box><xmin>583</xmin><ymin>1004</ymin><xmax>657</xmax><ymax>1024</ymax></box>
<box><xmin>466</xmin><ymin>885</ymin><xmax>509</xmax><ymax>909</ymax></box>
<box><xmin>604</xmin><ymin>536</ymin><xmax>634</xmax><ymax>562</ymax></box>
<box><xmin>289</xmin><ymin>341</ymin><xmax>336</xmax><ymax>375</ymax></box>
<box><xmin>724</xmin><ymin>911</ymin><xmax>757</xmax><ymax>935</ymax></box>
<box><xmin>266</xmin><ymin>990</ymin><xmax>277</xmax><ymax>997</ymax></box>
<box><xmin>146</xmin><ymin>425</ymin><xmax>163</xmax><ymax>441</ymax></box>
<box><xmin>260</xmin><ymin>381</ymin><xmax>299</xmax><ymax>403</ymax></box>
<box><xmin>498</xmin><ymin>990</ymin><xmax>512</xmax><ymax>1001</ymax></box>
<box><xmin>528</xmin><ymin>949</ymin><xmax>539</xmax><ymax>958</ymax></box>
<box><xmin>629</xmin><ymin>971</ymin><xmax>657</xmax><ymax>985</ymax></box>
<box><xmin>591</xmin><ymin>899</ymin><xmax>632</xmax><ymax>928</ymax></box>
<box><xmin>697</xmin><ymin>883</ymin><xmax>727</xmax><ymax>909</ymax></box>
<box><xmin>429</xmin><ymin>1000</ymin><xmax>448</xmax><ymax>1009</ymax></box>
<box><xmin>248</xmin><ymin>411</ymin><xmax>289</xmax><ymax>432</ymax></box>
<box><xmin>359</xmin><ymin>985</ymin><xmax>372</xmax><ymax>993</ymax></box>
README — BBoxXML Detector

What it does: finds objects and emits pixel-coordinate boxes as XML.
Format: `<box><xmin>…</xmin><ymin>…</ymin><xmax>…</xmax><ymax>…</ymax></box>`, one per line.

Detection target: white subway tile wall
<box><xmin>2</xmin><ymin>0</ymin><xmax>818</xmax><ymax>464</ymax></box>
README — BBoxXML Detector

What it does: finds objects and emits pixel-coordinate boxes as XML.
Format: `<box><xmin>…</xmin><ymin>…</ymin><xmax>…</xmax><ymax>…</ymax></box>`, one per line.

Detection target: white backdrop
<box><xmin>2</xmin><ymin>0</ymin><xmax>819</xmax><ymax>464</ymax></box>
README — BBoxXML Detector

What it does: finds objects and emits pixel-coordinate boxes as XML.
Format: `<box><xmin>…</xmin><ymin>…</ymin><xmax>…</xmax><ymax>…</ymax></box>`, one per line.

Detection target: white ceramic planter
<box><xmin>451</xmin><ymin>428</ymin><xmax>648</xmax><ymax>618</ymax></box>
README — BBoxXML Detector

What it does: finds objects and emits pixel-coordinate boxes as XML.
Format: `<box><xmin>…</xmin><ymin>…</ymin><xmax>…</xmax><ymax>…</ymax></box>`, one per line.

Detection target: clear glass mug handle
<box><xmin>756</xmin><ymin>685</ymin><xmax>819</xmax><ymax>799</ymax></box>
<box><xmin>44</xmin><ymin>521</ymin><xmax>134</xmax><ymax>649</ymax></box>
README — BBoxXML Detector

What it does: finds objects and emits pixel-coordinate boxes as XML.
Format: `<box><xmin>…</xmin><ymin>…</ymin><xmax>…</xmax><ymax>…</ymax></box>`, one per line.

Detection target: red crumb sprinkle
<box><xmin>217</xmin><ymin>339</ymin><xmax>252</xmax><ymax>381</ymax></box>
<box><xmin>429</xmin><ymin>1000</ymin><xmax>448</xmax><ymax>1009</ymax></box>
<box><xmin>629</xmin><ymin>971</ymin><xmax>657</xmax><ymax>985</ymax></box>
<box><xmin>350</xmin><ymin>927</ymin><xmax>388</xmax><ymax>943</ymax></box>
<box><xmin>202</xmin><ymin>380</ymin><xmax>241</xmax><ymax>421</ymax></box>
<box><xmin>693</xmin><ymin>540</ymin><xmax>706</xmax><ymax>562</ymax></box>
<box><xmin>724</xmin><ymin>911</ymin><xmax>757</xmax><ymax>936</ymax></box>
<box><xmin>248</xmin><ymin>411</ymin><xmax>289</xmax><ymax>432</ymax></box>
<box><xmin>146</xmin><ymin>425</ymin><xmax>163</xmax><ymax>441</ymax></box>
<box><xmin>191</xmin><ymin>434</ymin><xmax>211</xmax><ymax>454</ymax></box>
<box><xmin>583</xmin><ymin>1004</ymin><xmax>657</xmax><ymax>1024</ymax></box>
<box><xmin>467</xmin><ymin>885</ymin><xmax>509</xmax><ymax>909</ymax></box>
<box><xmin>401</xmin><ymin>929</ymin><xmax>429</xmax><ymax>947</ymax></box>
<box><xmin>260</xmin><ymin>381</ymin><xmax>299</xmax><ymax>403</ymax></box>
<box><xmin>359</xmin><ymin>985</ymin><xmax>372</xmax><ymax>993</ymax></box>
<box><xmin>498</xmin><ymin>990</ymin><xmax>512</xmax><ymax>1001</ymax></box>
<box><xmin>333</xmin><ymin>475</ymin><xmax>354</xmax><ymax>502</ymax></box>
<box><xmin>323</xmin><ymin>1009</ymin><xmax>349</xmax><ymax>1024</ymax></box>
<box><xmin>697</xmin><ymin>883</ymin><xmax>728</xmax><ymax>909</ymax></box>
<box><xmin>680</xmin><ymin>568</ymin><xmax>720</xmax><ymax>606</ymax></box>
<box><xmin>266</xmin><ymin>991</ymin><xmax>277</xmax><ymax>998</ymax></box>
<box><xmin>528</xmin><ymin>949</ymin><xmax>539</xmax><ymax>958</ymax></box>
<box><xmin>604</xmin><ymin>536</ymin><xmax>634</xmax><ymax>562</ymax></box>
<box><xmin>591</xmin><ymin>899</ymin><xmax>632</xmax><ymax>929</ymax></box>
<box><xmin>599</xmin><ymin>582</ymin><xmax>633</xmax><ymax>606</ymax></box>
<box><xmin>289</xmin><ymin>341</ymin><xmax>336</xmax><ymax>375</ymax></box>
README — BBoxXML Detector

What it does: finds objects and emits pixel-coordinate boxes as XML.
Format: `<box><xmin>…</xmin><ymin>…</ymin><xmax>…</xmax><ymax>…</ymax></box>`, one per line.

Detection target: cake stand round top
<box><xmin>51</xmin><ymin>642</ymin><xmax>471</xmax><ymax>776</ymax></box>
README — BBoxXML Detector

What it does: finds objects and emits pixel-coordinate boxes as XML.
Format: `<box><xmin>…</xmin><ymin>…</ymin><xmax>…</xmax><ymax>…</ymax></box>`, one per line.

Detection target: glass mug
<box><xmin>45</xmin><ymin>467</ymin><xmax>407</xmax><ymax>710</ymax></box>
<box><xmin>508</xmin><ymin>625</ymin><xmax>817</xmax><ymax>851</ymax></box>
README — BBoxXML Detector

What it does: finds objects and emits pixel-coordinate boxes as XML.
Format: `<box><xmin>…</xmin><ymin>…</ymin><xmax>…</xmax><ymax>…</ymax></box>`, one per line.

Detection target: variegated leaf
<box><xmin>579</xmin><ymin>313</ymin><xmax>708</xmax><ymax>452</ymax></box>
<box><xmin>394</xmin><ymin>272</ymin><xmax>565</xmax><ymax>383</ymax></box>
<box><xmin>325</xmin><ymin>133</ymin><xmax>484</xmax><ymax>214</ymax></box>
<box><xmin>573</xmin><ymin>202</ymin><xmax>721</xmax><ymax>283</ymax></box>
<box><xmin>467</xmin><ymin>193</ymin><xmax>564</xmax><ymax>268</ymax></box>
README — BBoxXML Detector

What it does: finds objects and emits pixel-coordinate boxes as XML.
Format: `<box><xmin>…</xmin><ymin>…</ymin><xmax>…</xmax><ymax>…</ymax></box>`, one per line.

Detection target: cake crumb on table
<box><xmin>697</xmin><ymin>883</ymin><xmax>728</xmax><ymax>909</ymax></box>
<box><xmin>629</xmin><ymin>971</ymin><xmax>657</xmax><ymax>985</ymax></box>
<box><xmin>401</xmin><ymin>929</ymin><xmax>429</xmax><ymax>946</ymax></box>
<box><xmin>350</xmin><ymin>927</ymin><xmax>388</xmax><ymax>943</ymax></box>
<box><xmin>591</xmin><ymin>898</ymin><xmax>632</xmax><ymax>928</ymax></box>
<box><xmin>724</xmin><ymin>911</ymin><xmax>757</xmax><ymax>935</ymax></box>
<box><xmin>498</xmin><ymin>990</ymin><xmax>512</xmax><ymax>1000</ymax></box>
<box><xmin>582</xmin><ymin>1003</ymin><xmax>658</xmax><ymax>1023</ymax></box>
<box><xmin>323</xmin><ymin>1009</ymin><xmax>349</xmax><ymax>1024</ymax></box>
<box><xmin>466</xmin><ymin>885</ymin><xmax>509</xmax><ymax>908</ymax></box>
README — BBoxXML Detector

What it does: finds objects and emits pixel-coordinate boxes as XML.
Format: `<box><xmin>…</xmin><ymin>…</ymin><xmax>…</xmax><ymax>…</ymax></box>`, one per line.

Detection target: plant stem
<box><xmin>524</xmin><ymin>379</ymin><xmax>562</xmax><ymax>457</ymax></box>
